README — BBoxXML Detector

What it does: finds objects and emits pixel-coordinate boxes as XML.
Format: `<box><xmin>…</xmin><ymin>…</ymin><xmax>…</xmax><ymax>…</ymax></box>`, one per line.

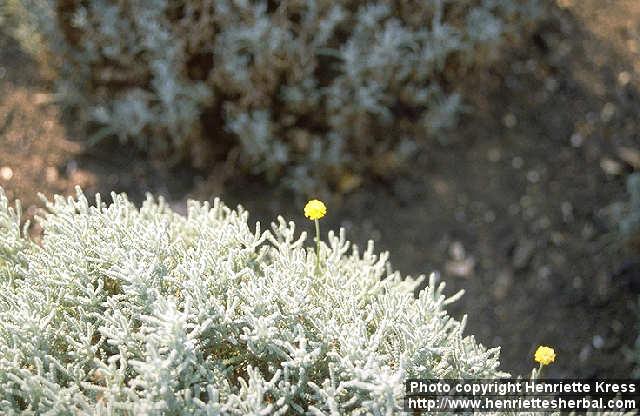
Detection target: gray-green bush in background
<box><xmin>621</xmin><ymin>173</ymin><xmax>640</xmax><ymax>378</ymax></box>
<box><xmin>620</xmin><ymin>173</ymin><xmax>640</xmax><ymax>241</ymax></box>
<box><xmin>7</xmin><ymin>0</ymin><xmax>540</xmax><ymax>192</ymax></box>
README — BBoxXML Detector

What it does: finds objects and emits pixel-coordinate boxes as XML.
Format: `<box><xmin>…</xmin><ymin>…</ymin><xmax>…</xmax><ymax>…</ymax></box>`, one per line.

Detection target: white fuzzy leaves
<box><xmin>0</xmin><ymin>188</ymin><xmax>506</xmax><ymax>414</ymax></box>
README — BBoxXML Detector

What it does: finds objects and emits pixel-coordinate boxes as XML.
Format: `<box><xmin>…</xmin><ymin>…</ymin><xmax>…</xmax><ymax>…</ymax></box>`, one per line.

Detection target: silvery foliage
<box><xmin>0</xmin><ymin>189</ymin><xmax>635</xmax><ymax>416</ymax></box>
<box><xmin>620</xmin><ymin>173</ymin><xmax>640</xmax><ymax>238</ymax></box>
<box><xmin>13</xmin><ymin>0</ymin><xmax>539</xmax><ymax>191</ymax></box>
<box><xmin>623</xmin><ymin>174</ymin><xmax>640</xmax><ymax>378</ymax></box>
<box><xmin>0</xmin><ymin>186</ymin><xmax>509</xmax><ymax>414</ymax></box>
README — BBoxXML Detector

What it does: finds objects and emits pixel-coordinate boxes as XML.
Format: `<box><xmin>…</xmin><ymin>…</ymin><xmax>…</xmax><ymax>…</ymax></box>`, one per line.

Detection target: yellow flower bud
<box><xmin>534</xmin><ymin>346</ymin><xmax>555</xmax><ymax>366</ymax></box>
<box><xmin>304</xmin><ymin>199</ymin><xmax>326</xmax><ymax>220</ymax></box>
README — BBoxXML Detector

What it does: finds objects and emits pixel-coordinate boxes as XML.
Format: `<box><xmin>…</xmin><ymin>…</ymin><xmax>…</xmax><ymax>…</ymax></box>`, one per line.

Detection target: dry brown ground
<box><xmin>1</xmin><ymin>0</ymin><xmax>640</xmax><ymax>378</ymax></box>
<box><xmin>0</xmin><ymin>29</ymin><xmax>97</xmax><ymax>213</ymax></box>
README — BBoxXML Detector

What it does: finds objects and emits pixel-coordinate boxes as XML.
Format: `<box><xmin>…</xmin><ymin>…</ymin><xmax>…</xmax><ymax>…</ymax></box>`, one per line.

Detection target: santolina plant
<box><xmin>304</xmin><ymin>199</ymin><xmax>327</xmax><ymax>275</ymax></box>
<box><xmin>6</xmin><ymin>0</ymin><xmax>541</xmax><ymax>192</ymax></box>
<box><xmin>0</xmin><ymin>187</ymin><xmax>506</xmax><ymax>413</ymax></box>
<box><xmin>0</xmin><ymin>189</ymin><xmax>632</xmax><ymax>415</ymax></box>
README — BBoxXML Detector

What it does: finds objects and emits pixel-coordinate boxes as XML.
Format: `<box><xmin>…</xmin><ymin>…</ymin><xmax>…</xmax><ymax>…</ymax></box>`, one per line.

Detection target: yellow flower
<box><xmin>304</xmin><ymin>199</ymin><xmax>327</xmax><ymax>220</ymax></box>
<box><xmin>534</xmin><ymin>346</ymin><xmax>555</xmax><ymax>366</ymax></box>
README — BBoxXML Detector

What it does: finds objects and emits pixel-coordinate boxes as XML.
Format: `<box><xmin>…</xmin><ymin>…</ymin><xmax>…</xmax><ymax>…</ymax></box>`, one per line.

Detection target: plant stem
<box><xmin>315</xmin><ymin>218</ymin><xmax>321</xmax><ymax>275</ymax></box>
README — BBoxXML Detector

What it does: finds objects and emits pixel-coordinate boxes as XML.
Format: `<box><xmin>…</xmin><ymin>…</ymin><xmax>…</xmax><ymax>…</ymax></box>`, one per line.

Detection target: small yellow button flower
<box><xmin>304</xmin><ymin>199</ymin><xmax>327</xmax><ymax>220</ymax></box>
<box><xmin>534</xmin><ymin>346</ymin><xmax>555</xmax><ymax>366</ymax></box>
<box><xmin>305</xmin><ymin>199</ymin><xmax>327</xmax><ymax>276</ymax></box>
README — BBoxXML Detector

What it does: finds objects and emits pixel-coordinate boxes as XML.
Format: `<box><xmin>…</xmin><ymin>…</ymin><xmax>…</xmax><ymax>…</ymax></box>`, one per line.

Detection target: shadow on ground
<box><xmin>203</xmin><ymin>1</ymin><xmax>640</xmax><ymax>378</ymax></box>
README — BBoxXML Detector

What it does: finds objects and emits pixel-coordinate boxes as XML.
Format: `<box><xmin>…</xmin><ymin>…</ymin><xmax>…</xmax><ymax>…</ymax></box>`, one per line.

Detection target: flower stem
<box><xmin>315</xmin><ymin>218</ymin><xmax>321</xmax><ymax>275</ymax></box>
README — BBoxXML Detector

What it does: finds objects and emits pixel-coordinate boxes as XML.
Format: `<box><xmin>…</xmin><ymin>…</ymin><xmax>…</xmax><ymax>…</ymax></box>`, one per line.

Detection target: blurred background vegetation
<box><xmin>1</xmin><ymin>0</ymin><xmax>640</xmax><ymax>378</ymax></box>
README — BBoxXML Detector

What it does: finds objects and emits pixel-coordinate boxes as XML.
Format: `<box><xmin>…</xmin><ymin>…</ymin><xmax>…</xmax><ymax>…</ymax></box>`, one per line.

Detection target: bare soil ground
<box><xmin>2</xmin><ymin>0</ymin><xmax>640</xmax><ymax>378</ymax></box>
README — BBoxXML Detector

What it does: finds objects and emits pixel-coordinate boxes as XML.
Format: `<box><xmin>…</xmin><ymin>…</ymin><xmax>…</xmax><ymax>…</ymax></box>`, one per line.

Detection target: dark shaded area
<box><xmin>201</xmin><ymin>3</ymin><xmax>640</xmax><ymax>378</ymax></box>
<box><xmin>0</xmin><ymin>31</ymin><xmax>39</xmax><ymax>87</ymax></box>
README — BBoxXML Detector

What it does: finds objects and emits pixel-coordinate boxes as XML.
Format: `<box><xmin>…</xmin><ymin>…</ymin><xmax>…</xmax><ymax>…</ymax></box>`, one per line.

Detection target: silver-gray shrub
<box><xmin>0</xmin><ymin>186</ymin><xmax>509</xmax><ymax>414</ymax></box>
<box><xmin>1</xmin><ymin>189</ymin><xmax>636</xmax><ymax>416</ymax></box>
<box><xmin>620</xmin><ymin>173</ymin><xmax>640</xmax><ymax>240</ymax></box>
<box><xmin>8</xmin><ymin>0</ymin><xmax>540</xmax><ymax>192</ymax></box>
